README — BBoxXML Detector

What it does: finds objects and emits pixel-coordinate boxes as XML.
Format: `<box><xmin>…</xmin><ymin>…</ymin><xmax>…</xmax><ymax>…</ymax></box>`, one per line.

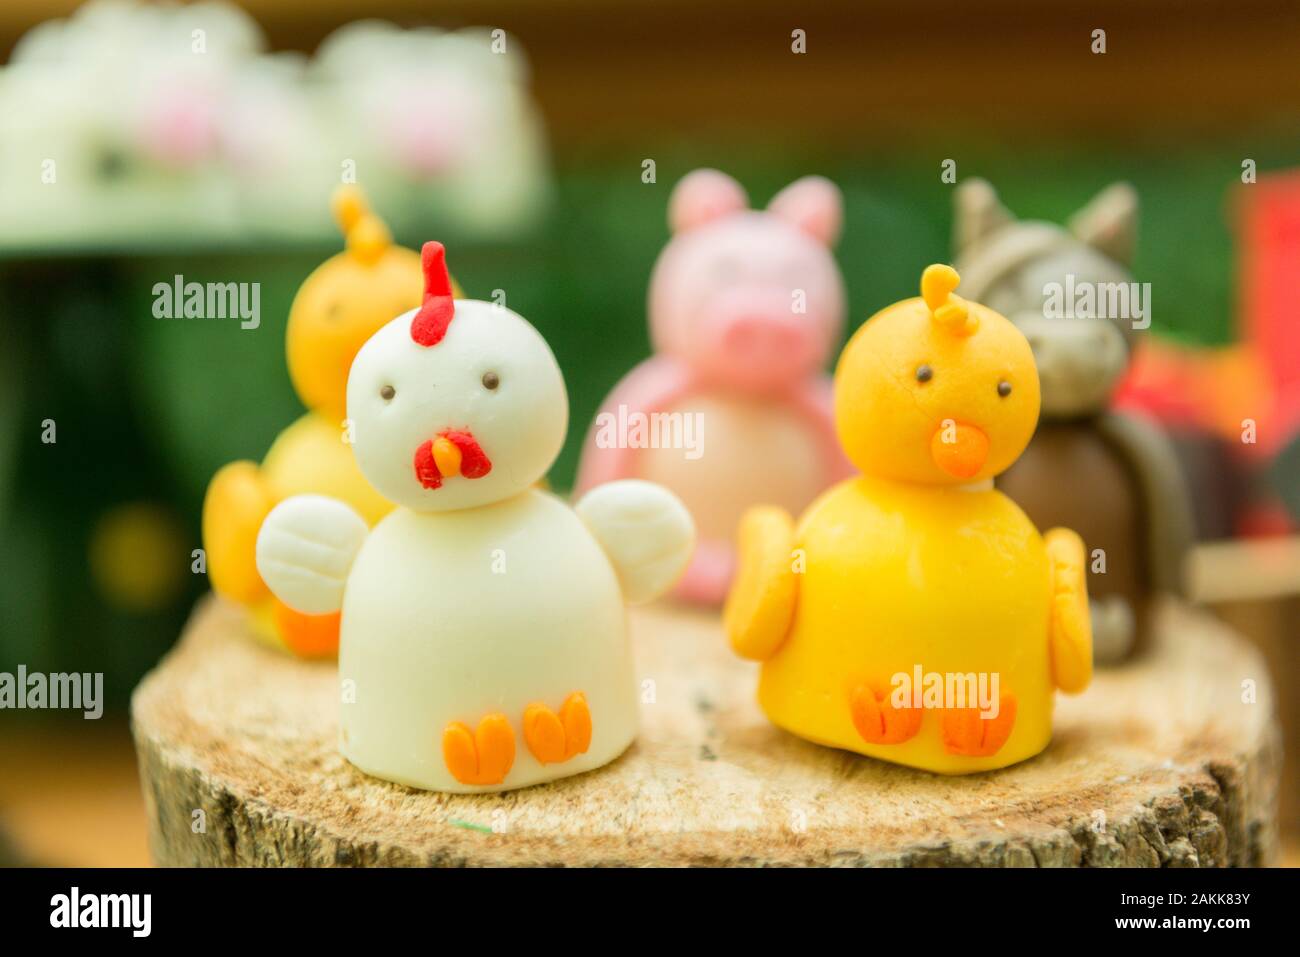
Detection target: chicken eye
<box><xmin>915</xmin><ymin>364</ymin><xmax>933</xmax><ymax>383</ymax></box>
<box><xmin>997</xmin><ymin>380</ymin><xmax>1012</xmax><ymax>397</ymax></box>
<box><xmin>482</xmin><ymin>371</ymin><xmax>500</xmax><ymax>391</ymax></box>
<box><xmin>380</xmin><ymin>385</ymin><xmax>395</xmax><ymax>401</ymax></box>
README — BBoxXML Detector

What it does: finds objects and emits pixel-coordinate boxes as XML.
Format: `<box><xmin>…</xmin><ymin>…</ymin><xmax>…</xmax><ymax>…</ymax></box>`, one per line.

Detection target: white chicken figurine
<box><xmin>256</xmin><ymin>241</ymin><xmax>694</xmax><ymax>792</ymax></box>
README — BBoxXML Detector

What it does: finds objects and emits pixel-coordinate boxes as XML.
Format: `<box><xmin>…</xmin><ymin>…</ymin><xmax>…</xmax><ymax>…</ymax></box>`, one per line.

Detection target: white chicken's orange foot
<box><xmin>523</xmin><ymin>692</ymin><xmax>593</xmax><ymax>765</ymax></box>
<box><xmin>442</xmin><ymin>713</ymin><xmax>516</xmax><ymax>786</ymax></box>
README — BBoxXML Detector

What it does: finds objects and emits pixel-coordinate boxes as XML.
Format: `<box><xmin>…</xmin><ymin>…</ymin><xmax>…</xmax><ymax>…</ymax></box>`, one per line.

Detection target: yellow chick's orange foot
<box><xmin>940</xmin><ymin>693</ymin><xmax>1018</xmax><ymax>757</ymax></box>
<box><xmin>849</xmin><ymin>682</ymin><xmax>922</xmax><ymax>745</ymax></box>
<box><xmin>271</xmin><ymin>600</ymin><xmax>341</xmax><ymax>659</ymax></box>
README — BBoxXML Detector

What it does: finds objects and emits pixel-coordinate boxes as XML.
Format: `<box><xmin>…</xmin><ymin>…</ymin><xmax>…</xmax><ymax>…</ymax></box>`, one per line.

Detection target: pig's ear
<box><xmin>669</xmin><ymin>169</ymin><xmax>749</xmax><ymax>232</ymax></box>
<box><xmin>768</xmin><ymin>176</ymin><xmax>843</xmax><ymax>247</ymax></box>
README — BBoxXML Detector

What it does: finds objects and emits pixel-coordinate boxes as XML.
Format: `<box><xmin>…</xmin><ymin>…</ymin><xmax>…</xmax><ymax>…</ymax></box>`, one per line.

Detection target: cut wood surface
<box><xmin>132</xmin><ymin>596</ymin><xmax>1280</xmax><ymax>866</ymax></box>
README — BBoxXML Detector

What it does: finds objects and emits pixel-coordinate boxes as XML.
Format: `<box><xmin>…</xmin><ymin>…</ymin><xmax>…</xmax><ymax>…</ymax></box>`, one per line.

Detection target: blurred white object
<box><xmin>0</xmin><ymin>3</ymin><xmax>551</xmax><ymax>248</ymax></box>
<box><xmin>312</xmin><ymin>21</ymin><xmax>551</xmax><ymax>238</ymax></box>
<box><xmin>217</xmin><ymin>51</ymin><xmax>337</xmax><ymax>237</ymax></box>
<box><xmin>0</xmin><ymin>0</ymin><xmax>262</xmax><ymax>245</ymax></box>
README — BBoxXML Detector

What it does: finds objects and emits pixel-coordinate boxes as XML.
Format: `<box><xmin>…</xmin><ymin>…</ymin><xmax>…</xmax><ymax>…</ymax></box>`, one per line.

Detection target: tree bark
<box><xmin>132</xmin><ymin>596</ymin><xmax>1280</xmax><ymax>866</ymax></box>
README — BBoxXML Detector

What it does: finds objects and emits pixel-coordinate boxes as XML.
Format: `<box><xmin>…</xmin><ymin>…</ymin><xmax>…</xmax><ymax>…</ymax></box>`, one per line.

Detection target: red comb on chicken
<box><xmin>410</xmin><ymin>241</ymin><xmax>456</xmax><ymax>347</ymax></box>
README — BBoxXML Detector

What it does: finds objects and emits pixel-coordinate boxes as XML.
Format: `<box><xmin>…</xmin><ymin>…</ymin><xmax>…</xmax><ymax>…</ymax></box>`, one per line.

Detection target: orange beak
<box><xmin>413</xmin><ymin>431</ymin><xmax>492</xmax><ymax>490</ymax></box>
<box><xmin>930</xmin><ymin>420</ymin><xmax>989</xmax><ymax>479</ymax></box>
<box><xmin>431</xmin><ymin>435</ymin><xmax>463</xmax><ymax>478</ymax></box>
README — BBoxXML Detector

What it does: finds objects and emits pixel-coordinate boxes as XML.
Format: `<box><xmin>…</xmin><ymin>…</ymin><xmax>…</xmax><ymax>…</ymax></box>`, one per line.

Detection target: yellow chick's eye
<box><xmin>997</xmin><ymin>380</ymin><xmax>1012</xmax><ymax>397</ymax></box>
<box><xmin>916</xmin><ymin>364</ymin><xmax>933</xmax><ymax>383</ymax></box>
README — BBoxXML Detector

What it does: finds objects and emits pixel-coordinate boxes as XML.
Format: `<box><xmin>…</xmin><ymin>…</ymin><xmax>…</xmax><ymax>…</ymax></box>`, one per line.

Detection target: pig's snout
<box><xmin>725</xmin><ymin>313</ymin><xmax>806</xmax><ymax>360</ymax></box>
<box><xmin>700</xmin><ymin>308</ymin><xmax>821</xmax><ymax>391</ymax></box>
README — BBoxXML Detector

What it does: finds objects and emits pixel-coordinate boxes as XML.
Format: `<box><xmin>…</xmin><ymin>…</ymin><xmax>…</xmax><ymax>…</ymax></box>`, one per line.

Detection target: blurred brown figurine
<box><xmin>953</xmin><ymin>179</ymin><xmax>1194</xmax><ymax>663</ymax></box>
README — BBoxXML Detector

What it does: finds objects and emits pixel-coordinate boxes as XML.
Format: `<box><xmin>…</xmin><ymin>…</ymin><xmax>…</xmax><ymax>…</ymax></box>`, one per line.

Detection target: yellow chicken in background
<box><xmin>725</xmin><ymin>264</ymin><xmax>1092</xmax><ymax>773</ymax></box>
<box><xmin>202</xmin><ymin>186</ymin><xmax>455</xmax><ymax>656</ymax></box>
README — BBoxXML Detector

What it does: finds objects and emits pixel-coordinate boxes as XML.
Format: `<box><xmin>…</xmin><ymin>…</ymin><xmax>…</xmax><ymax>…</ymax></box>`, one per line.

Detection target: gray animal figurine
<box><xmin>954</xmin><ymin>178</ymin><xmax>1194</xmax><ymax>663</ymax></box>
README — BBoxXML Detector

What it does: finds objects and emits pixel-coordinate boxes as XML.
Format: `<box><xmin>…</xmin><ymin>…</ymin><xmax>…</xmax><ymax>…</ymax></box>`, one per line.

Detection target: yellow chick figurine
<box><xmin>725</xmin><ymin>264</ymin><xmax>1092</xmax><ymax>773</ymax></box>
<box><xmin>202</xmin><ymin>186</ymin><xmax>453</xmax><ymax>657</ymax></box>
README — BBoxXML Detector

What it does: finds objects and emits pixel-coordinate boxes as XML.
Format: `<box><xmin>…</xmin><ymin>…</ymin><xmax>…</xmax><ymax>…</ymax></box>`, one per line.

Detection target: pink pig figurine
<box><xmin>575</xmin><ymin>168</ymin><xmax>851</xmax><ymax>604</ymax></box>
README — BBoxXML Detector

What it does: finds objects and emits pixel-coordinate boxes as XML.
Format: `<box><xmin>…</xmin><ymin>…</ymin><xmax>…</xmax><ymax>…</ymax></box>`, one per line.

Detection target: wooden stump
<box><xmin>131</xmin><ymin>596</ymin><xmax>1280</xmax><ymax>866</ymax></box>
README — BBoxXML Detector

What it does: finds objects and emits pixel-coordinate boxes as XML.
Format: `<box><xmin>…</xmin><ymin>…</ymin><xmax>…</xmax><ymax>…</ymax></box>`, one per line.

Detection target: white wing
<box><xmin>255</xmin><ymin>495</ymin><xmax>368</xmax><ymax>614</ymax></box>
<box><xmin>575</xmin><ymin>480</ymin><xmax>695</xmax><ymax>605</ymax></box>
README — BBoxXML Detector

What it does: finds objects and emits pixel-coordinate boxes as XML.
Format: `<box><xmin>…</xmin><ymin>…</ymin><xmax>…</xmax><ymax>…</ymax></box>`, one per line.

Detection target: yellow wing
<box><xmin>724</xmin><ymin>506</ymin><xmax>799</xmax><ymax>661</ymax></box>
<box><xmin>202</xmin><ymin>461</ymin><xmax>274</xmax><ymax>605</ymax></box>
<box><xmin>1045</xmin><ymin>527</ymin><xmax>1093</xmax><ymax>693</ymax></box>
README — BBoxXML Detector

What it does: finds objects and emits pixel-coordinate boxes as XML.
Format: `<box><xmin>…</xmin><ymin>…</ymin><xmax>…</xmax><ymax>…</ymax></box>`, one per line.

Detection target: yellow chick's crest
<box><xmin>202</xmin><ymin>185</ymin><xmax>443</xmax><ymax>658</ymax></box>
<box><xmin>921</xmin><ymin>262</ymin><xmax>977</xmax><ymax>337</ymax></box>
<box><xmin>725</xmin><ymin>264</ymin><xmax>1093</xmax><ymax>774</ymax></box>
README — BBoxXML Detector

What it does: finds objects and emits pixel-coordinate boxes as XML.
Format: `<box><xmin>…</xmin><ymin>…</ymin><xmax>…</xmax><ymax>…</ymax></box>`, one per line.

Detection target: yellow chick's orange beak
<box><xmin>930</xmin><ymin>420</ymin><xmax>989</xmax><ymax>479</ymax></box>
<box><xmin>431</xmin><ymin>435</ymin><xmax>463</xmax><ymax>478</ymax></box>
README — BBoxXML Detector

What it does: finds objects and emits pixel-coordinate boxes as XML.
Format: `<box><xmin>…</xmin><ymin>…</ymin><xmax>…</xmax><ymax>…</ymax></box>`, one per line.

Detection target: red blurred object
<box><xmin>1112</xmin><ymin>337</ymin><xmax>1206</xmax><ymax>428</ymax></box>
<box><xmin>1116</xmin><ymin>170</ymin><xmax>1300</xmax><ymax>455</ymax></box>
<box><xmin>1112</xmin><ymin>170</ymin><xmax>1300</xmax><ymax>537</ymax></box>
<box><xmin>1240</xmin><ymin>171</ymin><xmax>1300</xmax><ymax>444</ymax></box>
<box><xmin>1237</xmin><ymin>501</ymin><xmax>1297</xmax><ymax>538</ymax></box>
<box><xmin>1113</xmin><ymin>339</ymin><xmax>1281</xmax><ymax>459</ymax></box>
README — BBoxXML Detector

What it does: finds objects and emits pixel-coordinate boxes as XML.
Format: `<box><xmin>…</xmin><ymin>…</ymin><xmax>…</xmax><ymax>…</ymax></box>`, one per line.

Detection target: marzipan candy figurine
<box><xmin>725</xmin><ymin>265</ymin><xmax>1093</xmax><ymax>774</ymax></box>
<box><xmin>954</xmin><ymin>178</ymin><xmax>1193</xmax><ymax>662</ymax></box>
<box><xmin>575</xmin><ymin>169</ymin><xmax>851</xmax><ymax>605</ymax></box>
<box><xmin>202</xmin><ymin>186</ymin><xmax>433</xmax><ymax>657</ymax></box>
<box><xmin>255</xmin><ymin>242</ymin><xmax>694</xmax><ymax>792</ymax></box>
